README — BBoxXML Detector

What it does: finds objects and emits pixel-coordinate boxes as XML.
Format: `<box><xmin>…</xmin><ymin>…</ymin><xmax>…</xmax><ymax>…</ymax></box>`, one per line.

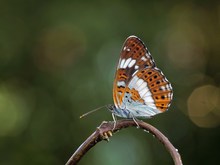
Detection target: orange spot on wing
<box><xmin>113</xmin><ymin>82</ymin><xmax>126</xmax><ymax>107</ymax></box>
<box><xmin>113</xmin><ymin>86</ymin><xmax>145</xmax><ymax>107</ymax></box>
<box><xmin>116</xmin><ymin>69</ymin><xmax>129</xmax><ymax>81</ymax></box>
<box><xmin>113</xmin><ymin>83</ymin><xmax>119</xmax><ymax>107</ymax></box>
<box><xmin>153</xmin><ymin>94</ymin><xmax>172</xmax><ymax>112</ymax></box>
<box><xmin>130</xmin><ymin>88</ymin><xmax>144</xmax><ymax>103</ymax></box>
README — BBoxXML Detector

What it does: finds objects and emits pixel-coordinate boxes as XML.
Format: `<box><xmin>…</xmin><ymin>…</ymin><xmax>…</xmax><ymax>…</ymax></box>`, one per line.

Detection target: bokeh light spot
<box><xmin>187</xmin><ymin>85</ymin><xmax>220</xmax><ymax>128</ymax></box>
<box><xmin>0</xmin><ymin>85</ymin><xmax>30</xmax><ymax>136</ymax></box>
<box><xmin>165</xmin><ymin>5</ymin><xmax>207</xmax><ymax>71</ymax></box>
<box><xmin>33</xmin><ymin>25</ymin><xmax>86</xmax><ymax>73</ymax></box>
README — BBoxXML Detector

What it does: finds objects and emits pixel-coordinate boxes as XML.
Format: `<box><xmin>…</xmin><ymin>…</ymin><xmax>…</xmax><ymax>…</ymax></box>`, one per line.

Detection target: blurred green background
<box><xmin>0</xmin><ymin>0</ymin><xmax>220</xmax><ymax>164</ymax></box>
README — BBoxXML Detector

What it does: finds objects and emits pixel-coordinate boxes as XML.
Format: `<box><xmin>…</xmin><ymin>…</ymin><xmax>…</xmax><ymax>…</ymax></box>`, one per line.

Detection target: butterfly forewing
<box><xmin>113</xmin><ymin>35</ymin><xmax>173</xmax><ymax>117</ymax></box>
<box><xmin>118</xmin><ymin>36</ymin><xmax>155</xmax><ymax>70</ymax></box>
<box><xmin>113</xmin><ymin>36</ymin><xmax>156</xmax><ymax>109</ymax></box>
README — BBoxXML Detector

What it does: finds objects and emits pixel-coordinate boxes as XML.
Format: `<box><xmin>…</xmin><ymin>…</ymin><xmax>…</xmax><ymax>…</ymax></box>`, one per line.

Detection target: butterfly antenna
<box><xmin>80</xmin><ymin>105</ymin><xmax>106</xmax><ymax>119</ymax></box>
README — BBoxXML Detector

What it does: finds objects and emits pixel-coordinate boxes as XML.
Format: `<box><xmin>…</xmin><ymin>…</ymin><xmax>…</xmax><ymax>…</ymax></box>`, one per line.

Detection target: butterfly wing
<box><xmin>113</xmin><ymin>36</ymin><xmax>155</xmax><ymax>108</ymax></box>
<box><xmin>125</xmin><ymin>68</ymin><xmax>173</xmax><ymax>117</ymax></box>
<box><xmin>113</xmin><ymin>35</ymin><xmax>173</xmax><ymax>118</ymax></box>
<box><xmin>117</xmin><ymin>35</ymin><xmax>155</xmax><ymax>70</ymax></box>
<box><xmin>113</xmin><ymin>36</ymin><xmax>156</xmax><ymax>109</ymax></box>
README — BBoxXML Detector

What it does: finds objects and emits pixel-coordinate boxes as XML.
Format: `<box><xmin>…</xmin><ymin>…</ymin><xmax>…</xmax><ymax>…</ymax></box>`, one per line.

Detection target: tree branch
<box><xmin>65</xmin><ymin>119</ymin><xmax>182</xmax><ymax>165</ymax></box>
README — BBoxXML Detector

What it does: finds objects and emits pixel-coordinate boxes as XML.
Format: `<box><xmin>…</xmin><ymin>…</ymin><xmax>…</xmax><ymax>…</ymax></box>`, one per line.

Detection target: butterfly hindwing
<box><xmin>127</xmin><ymin>68</ymin><xmax>173</xmax><ymax>113</ymax></box>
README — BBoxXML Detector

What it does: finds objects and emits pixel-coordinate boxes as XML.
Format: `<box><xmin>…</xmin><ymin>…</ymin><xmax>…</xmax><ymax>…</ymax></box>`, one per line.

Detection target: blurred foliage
<box><xmin>0</xmin><ymin>0</ymin><xmax>220</xmax><ymax>164</ymax></box>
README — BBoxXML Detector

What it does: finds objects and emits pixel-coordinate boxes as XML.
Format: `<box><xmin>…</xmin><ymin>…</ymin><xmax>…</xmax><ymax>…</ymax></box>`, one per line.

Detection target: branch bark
<box><xmin>65</xmin><ymin>119</ymin><xmax>182</xmax><ymax>165</ymax></box>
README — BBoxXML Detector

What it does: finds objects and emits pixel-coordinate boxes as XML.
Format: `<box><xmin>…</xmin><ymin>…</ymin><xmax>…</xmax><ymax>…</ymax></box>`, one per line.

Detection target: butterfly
<box><xmin>107</xmin><ymin>35</ymin><xmax>173</xmax><ymax>120</ymax></box>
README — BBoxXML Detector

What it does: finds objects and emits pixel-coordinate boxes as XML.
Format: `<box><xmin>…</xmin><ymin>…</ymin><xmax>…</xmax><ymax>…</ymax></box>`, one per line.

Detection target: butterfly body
<box><xmin>110</xmin><ymin>36</ymin><xmax>173</xmax><ymax>119</ymax></box>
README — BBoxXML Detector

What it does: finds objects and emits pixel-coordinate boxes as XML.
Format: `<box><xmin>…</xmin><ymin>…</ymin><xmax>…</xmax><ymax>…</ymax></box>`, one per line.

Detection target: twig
<box><xmin>65</xmin><ymin>119</ymin><xmax>182</xmax><ymax>165</ymax></box>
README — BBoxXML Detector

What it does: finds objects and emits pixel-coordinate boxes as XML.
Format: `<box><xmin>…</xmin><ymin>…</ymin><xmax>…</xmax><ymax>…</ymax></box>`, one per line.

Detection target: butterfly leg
<box><xmin>129</xmin><ymin>112</ymin><xmax>140</xmax><ymax>128</ymax></box>
<box><xmin>133</xmin><ymin>117</ymin><xmax>140</xmax><ymax>128</ymax></box>
<box><xmin>112</xmin><ymin>113</ymin><xmax>117</xmax><ymax>131</ymax></box>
